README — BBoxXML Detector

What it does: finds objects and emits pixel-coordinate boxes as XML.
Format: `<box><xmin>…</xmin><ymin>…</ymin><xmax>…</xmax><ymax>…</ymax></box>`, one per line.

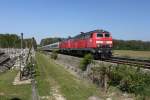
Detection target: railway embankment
<box><xmin>55</xmin><ymin>53</ymin><xmax>116</xmax><ymax>78</ymax></box>
<box><xmin>45</xmin><ymin>52</ymin><xmax>150</xmax><ymax>100</ymax></box>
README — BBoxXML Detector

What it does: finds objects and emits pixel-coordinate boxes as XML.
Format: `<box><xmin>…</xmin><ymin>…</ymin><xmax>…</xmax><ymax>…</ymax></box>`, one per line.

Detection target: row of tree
<box><xmin>113</xmin><ymin>40</ymin><xmax>150</xmax><ymax>51</ymax></box>
<box><xmin>40</xmin><ymin>37</ymin><xmax>150</xmax><ymax>51</ymax></box>
<box><xmin>0</xmin><ymin>34</ymin><xmax>37</xmax><ymax>49</ymax></box>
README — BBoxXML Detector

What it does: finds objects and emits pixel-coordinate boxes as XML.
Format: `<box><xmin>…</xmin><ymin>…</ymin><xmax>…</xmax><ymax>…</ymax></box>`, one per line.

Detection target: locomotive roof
<box><xmin>62</xmin><ymin>29</ymin><xmax>110</xmax><ymax>40</ymax></box>
<box><xmin>73</xmin><ymin>29</ymin><xmax>110</xmax><ymax>39</ymax></box>
<box><xmin>87</xmin><ymin>29</ymin><xmax>109</xmax><ymax>34</ymax></box>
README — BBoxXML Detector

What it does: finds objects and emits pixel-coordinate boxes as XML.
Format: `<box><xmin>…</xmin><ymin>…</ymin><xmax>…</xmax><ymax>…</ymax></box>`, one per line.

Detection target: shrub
<box><xmin>108</xmin><ymin>65</ymin><xmax>123</xmax><ymax>86</ymax></box>
<box><xmin>51</xmin><ymin>50</ymin><xmax>58</xmax><ymax>60</ymax></box>
<box><xmin>90</xmin><ymin>63</ymin><xmax>150</xmax><ymax>97</ymax></box>
<box><xmin>108</xmin><ymin>65</ymin><xmax>150</xmax><ymax>97</ymax></box>
<box><xmin>80</xmin><ymin>53</ymin><xmax>93</xmax><ymax>71</ymax></box>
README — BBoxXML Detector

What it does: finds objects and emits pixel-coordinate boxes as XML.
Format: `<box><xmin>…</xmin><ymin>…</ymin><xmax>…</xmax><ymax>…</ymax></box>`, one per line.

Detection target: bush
<box><xmin>51</xmin><ymin>50</ymin><xmax>58</xmax><ymax>60</ymax></box>
<box><xmin>90</xmin><ymin>63</ymin><xmax>150</xmax><ymax>97</ymax></box>
<box><xmin>109</xmin><ymin>65</ymin><xmax>150</xmax><ymax>97</ymax></box>
<box><xmin>80</xmin><ymin>53</ymin><xmax>93</xmax><ymax>71</ymax></box>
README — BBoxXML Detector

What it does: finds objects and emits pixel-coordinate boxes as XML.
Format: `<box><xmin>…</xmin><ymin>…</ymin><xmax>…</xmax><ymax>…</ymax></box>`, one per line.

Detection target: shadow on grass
<box><xmin>10</xmin><ymin>97</ymin><xmax>21</xmax><ymax>100</ymax></box>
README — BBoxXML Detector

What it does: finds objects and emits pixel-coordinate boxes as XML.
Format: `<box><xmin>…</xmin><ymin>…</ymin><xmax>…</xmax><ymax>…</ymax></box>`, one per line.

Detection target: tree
<box><xmin>0</xmin><ymin>34</ymin><xmax>37</xmax><ymax>49</ymax></box>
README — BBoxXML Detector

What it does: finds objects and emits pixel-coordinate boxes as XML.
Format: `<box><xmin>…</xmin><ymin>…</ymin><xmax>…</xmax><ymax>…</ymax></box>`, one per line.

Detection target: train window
<box><xmin>90</xmin><ymin>34</ymin><xmax>93</xmax><ymax>38</ymax></box>
<box><xmin>84</xmin><ymin>33</ymin><xmax>90</xmax><ymax>38</ymax></box>
<box><xmin>84</xmin><ymin>34</ymin><xmax>88</xmax><ymax>38</ymax></box>
<box><xmin>97</xmin><ymin>33</ymin><xmax>103</xmax><ymax>37</ymax></box>
<box><xmin>81</xmin><ymin>34</ymin><xmax>85</xmax><ymax>39</ymax></box>
<box><xmin>105</xmin><ymin>33</ymin><xmax>110</xmax><ymax>37</ymax></box>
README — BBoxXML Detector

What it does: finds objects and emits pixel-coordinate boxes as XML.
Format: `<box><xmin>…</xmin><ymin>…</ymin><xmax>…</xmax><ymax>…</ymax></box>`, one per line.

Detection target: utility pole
<box><xmin>21</xmin><ymin>33</ymin><xmax>23</xmax><ymax>51</ymax></box>
<box><xmin>20</xmin><ymin>33</ymin><xmax>23</xmax><ymax>80</ymax></box>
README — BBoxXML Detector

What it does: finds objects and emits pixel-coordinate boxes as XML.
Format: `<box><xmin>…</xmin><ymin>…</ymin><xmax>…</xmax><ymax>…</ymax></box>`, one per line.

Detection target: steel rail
<box><xmin>104</xmin><ymin>57</ymin><xmax>150</xmax><ymax>69</ymax></box>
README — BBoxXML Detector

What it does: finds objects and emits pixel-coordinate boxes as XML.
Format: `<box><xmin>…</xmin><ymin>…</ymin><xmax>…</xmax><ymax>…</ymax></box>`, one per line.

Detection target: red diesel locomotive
<box><xmin>42</xmin><ymin>29</ymin><xmax>113</xmax><ymax>59</ymax></box>
<box><xmin>59</xmin><ymin>29</ymin><xmax>113</xmax><ymax>58</ymax></box>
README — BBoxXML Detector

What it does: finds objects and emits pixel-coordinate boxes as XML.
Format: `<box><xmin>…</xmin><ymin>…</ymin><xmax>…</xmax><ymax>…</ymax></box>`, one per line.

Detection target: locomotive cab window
<box><xmin>80</xmin><ymin>34</ymin><xmax>85</xmax><ymax>39</ymax></box>
<box><xmin>105</xmin><ymin>33</ymin><xmax>110</xmax><ymax>37</ymax></box>
<box><xmin>97</xmin><ymin>33</ymin><xmax>103</xmax><ymax>37</ymax></box>
<box><xmin>90</xmin><ymin>34</ymin><xmax>93</xmax><ymax>38</ymax></box>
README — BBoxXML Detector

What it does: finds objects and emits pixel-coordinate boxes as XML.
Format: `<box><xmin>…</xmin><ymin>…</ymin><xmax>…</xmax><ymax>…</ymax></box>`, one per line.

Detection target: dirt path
<box><xmin>38</xmin><ymin>56</ymin><xmax>66</xmax><ymax>100</ymax></box>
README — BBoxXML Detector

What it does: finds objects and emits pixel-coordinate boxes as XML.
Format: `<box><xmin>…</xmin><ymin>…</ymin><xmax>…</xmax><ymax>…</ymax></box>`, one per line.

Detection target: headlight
<box><xmin>106</xmin><ymin>41</ymin><xmax>112</xmax><ymax>44</ymax></box>
<box><xmin>96</xmin><ymin>41</ymin><xmax>103</xmax><ymax>44</ymax></box>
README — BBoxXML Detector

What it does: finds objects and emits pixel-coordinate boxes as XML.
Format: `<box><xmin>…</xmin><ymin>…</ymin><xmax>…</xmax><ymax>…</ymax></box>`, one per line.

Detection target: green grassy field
<box><xmin>113</xmin><ymin>50</ymin><xmax>150</xmax><ymax>59</ymax></box>
<box><xmin>0</xmin><ymin>70</ymin><xmax>32</xmax><ymax>100</ymax></box>
<box><xmin>36</xmin><ymin>52</ymin><xmax>102</xmax><ymax>100</ymax></box>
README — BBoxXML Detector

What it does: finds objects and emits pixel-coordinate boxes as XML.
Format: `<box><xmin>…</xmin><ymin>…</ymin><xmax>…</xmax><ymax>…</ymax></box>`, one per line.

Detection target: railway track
<box><xmin>44</xmin><ymin>51</ymin><xmax>150</xmax><ymax>69</ymax></box>
<box><xmin>104</xmin><ymin>57</ymin><xmax>150</xmax><ymax>69</ymax></box>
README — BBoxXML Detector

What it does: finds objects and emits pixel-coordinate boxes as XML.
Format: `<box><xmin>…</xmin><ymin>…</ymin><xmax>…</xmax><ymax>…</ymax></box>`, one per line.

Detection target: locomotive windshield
<box><xmin>97</xmin><ymin>33</ymin><xmax>110</xmax><ymax>37</ymax></box>
<box><xmin>97</xmin><ymin>33</ymin><xmax>103</xmax><ymax>37</ymax></box>
<box><xmin>105</xmin><ymin>33</ymin><xmax>110</xmax><ymax>37</ymax></box>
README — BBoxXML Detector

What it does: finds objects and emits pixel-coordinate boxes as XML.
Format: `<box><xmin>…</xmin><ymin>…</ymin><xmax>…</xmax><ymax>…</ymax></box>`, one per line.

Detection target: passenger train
<box><xmin>42</xmin><ymin>29</ymin><xmax>113</xmax><ymax>59</ymax></box>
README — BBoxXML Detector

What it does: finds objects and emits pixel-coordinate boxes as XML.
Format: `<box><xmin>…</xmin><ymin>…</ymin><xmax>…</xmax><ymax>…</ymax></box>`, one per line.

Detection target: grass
<box><xmin>0</xmin><ymin>70</ymin><xmax>32</xmax><ymax>100</ymax></box>
<box><xmin>36</xmin><ymin>52</ymin><xmax>102</xmax><ymax>100</ymax></box>
<box><xmin>113</xmin><ymin>50</ymin><xmax>150</xmax><ymax>59</ymax></box>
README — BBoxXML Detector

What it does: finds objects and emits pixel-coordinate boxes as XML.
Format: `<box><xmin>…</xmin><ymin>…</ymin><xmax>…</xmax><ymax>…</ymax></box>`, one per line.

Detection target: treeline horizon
<box><xmin>40</xmin><ymin>37</ymin><xmax>150</xmax><ymax>51</ymax></box>
<box><xmin>113</xmin><ymin>39</ymin><xmax>150</xmax><ymax>51</ymax></box>
<box><xmin>0</xmin><ymin>34</ymin><xmax>149</xmax><ymax>51</ymax></box>
<box><xmin>0</xmin><ymin>34</ymin><xmax>37</xmax><ymax>49</ymax></box>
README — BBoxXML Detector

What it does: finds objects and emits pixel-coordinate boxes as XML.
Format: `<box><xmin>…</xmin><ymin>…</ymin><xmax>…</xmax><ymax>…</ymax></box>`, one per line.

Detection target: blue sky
<box><xmin>0</xmin><ymin>0</ymin><xmax>149</xmax><ymax>43</ymax></box>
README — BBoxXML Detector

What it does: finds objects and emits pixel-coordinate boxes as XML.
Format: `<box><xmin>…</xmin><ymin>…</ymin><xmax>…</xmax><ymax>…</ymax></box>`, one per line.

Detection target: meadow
<box><xmin>113</xmin><ymin>50</ymin><xmax>150</xmax><ymax>59</ymax></box>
